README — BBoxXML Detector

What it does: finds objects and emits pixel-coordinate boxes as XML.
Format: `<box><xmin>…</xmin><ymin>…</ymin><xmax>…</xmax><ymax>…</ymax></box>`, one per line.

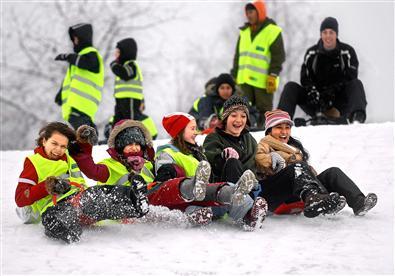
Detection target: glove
<box><xmin>128</xmin><ymin>174</ymin><xmax>147</xmax><ymax>190</ymax></box>
<box><xmin>54</xmin><ymin>89</ymin><xmax>62</xmax><ymax>106</ymax></box>
<box><xmin>127</xmin><ymin>156</ymin><xmax>145</xmax><ymax>172</ymax></box>
<box><xmin>155</xmin><ymin>164</ymin><xmax>177</xmax><ymax>182</ymax></box>
<box><xmin>270</xmin><ymin>152</ymin><xmax>286</xmax><ymax>173</ymax></box>
<box><xmin>45</xmin><ymin>176</ymin><xmax>71</xmax><ymax>195</ymax></box>
<box><xmin>54</xmin><ymin>53</ymin><xmax>70</xmax><ymax>61</ymax></box>
<box><xmin>76</xmin><ymin>125</ymin><xmax>98</xmax><ymax>145</ymax></box>
<box><xmin>306</xmin><ymin>86</ymin><xmax>320</xmax><ymax>107</ymax></box>
<box><xmin>67</xmin><ymin>140</ymin><xmax>82</xmax><ymax>155</ymax></box>
<box><xmin>266</xmin><ymin>75</ymin><xmax>277</xmax><ymax>94</ymax></box>
<box><xmin>221</xmin><ymin>147</ymin><xmax>239</xmax><ymax>160</ymax></box>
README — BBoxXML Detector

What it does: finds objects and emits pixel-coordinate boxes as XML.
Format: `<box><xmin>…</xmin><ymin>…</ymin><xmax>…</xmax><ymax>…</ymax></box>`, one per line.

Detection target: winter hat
<box><xmin>320</xmin><ymin>17</ymin><xmax>338</xmax><ymax>35</ymax></box>
<box><xmin>214</xmin><ymin>73</ymin><xmax>235</xmax><ymax>95</ymax></box>
<box><xmin>245</xmin><ymin>0</ymin><xmax>267</xmax><ymax>22</ymax></box>
<box><xmin>116</xmin><ymin>38</ymin><xmax>137</xmax><ymax>62</ymax></box>
<box><xmin>162</xmin><ymin>112</ymin><xmax>195</xmax><ymax>138</ymax></box>
<box><xmin>68</xmin><ymin>23</ymin><xmax>93</xmax><ymax>45</ymax></box>
<box><xmin>264</xmin><ymin>109</ymin><xmax>294</xmax><ymax>134</ymax></box>
<box><xmin>221</xmin><ymin>95</ymin><xmax>251</xmax><ymax>126</ymax></box>
<box><xmin>108</xmin><ymin>120</ymin><xmax>153</xmax><ymax>153</ymax></box>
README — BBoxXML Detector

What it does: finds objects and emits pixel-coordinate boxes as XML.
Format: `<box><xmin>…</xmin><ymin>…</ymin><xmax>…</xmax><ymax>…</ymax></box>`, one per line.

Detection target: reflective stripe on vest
<box><xmin>98</xmin><ymin>158</ymin><xmax>155</xmax><ymax>185</ymax></box>
<box><xmin>237</xmin><ymin>24</ymin><xmax>282</xmax><ymax>89</ymax></box>
<box><xmin>61</xmin><ymin>46</ymin><xmax>104</xmax><ymax>122</ymax></box>
<box><xmin>155</xmin><ymin>145</ymin><xmax>199</xmax><ymax>177</ymax></box>
<box><xmin>114</xmin><ymin>61</ymin><xmax>144</xmax><ymax>100</ymax></box>
<box><xmin>27</xmin><ymin>153</ymin><xmax>86</xmax><ymax>215</ymax></box>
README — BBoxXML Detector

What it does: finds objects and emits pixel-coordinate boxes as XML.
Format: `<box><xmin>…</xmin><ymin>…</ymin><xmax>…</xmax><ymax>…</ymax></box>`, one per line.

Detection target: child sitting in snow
<box><xmin>72</xmin><ymin>119</ymin><xmax>267</xmax><ymax>230</ymax></box>
<box><xmin>155</xmin><ymin>112</ymin><xmax>267</xmax><ymax>230</ymax></box>
<box><xmin>255</xmin><ymin>109</ymin><xmax>377</xmax><ymax>217</ymax></box>
<box><xmin>15</xmin><ymin>122</ymin><xmax>147</xmax><ymax>243</ymax></box>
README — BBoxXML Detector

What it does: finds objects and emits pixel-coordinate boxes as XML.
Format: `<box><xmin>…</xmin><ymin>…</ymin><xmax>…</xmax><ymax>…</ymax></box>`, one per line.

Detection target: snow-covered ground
<box><xmin>1</xmin><ymin>123</ymin><xmax>394</xmax><ymax>275</ymax></box>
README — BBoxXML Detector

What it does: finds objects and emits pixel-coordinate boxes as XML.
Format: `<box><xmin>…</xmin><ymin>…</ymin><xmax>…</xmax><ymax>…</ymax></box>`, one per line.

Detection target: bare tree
<box><xmin>1</xmin><ymin>1</ymin><xmax>181</xmax><ymax>150</ymax></box>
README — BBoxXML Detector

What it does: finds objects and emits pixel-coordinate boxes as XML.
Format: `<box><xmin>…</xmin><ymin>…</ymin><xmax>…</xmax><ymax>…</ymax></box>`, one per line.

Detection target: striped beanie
<box><xmin>264</xmin><ymin>109</ymin><xmax>294</xmax><ymax>134</ymax></box>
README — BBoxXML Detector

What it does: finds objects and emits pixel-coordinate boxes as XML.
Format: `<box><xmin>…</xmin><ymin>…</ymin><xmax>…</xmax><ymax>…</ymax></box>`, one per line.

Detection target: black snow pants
<box><xmin>277</xmin><ymin>79</ymin><xmax>367</xmax><ymax>121</ymax></box>
<box><xmin>41</xmin><ymin>185</ymin><xmax>143</xmax><ymax>243</ymax></box>
<box><xmin>259</xmin><ymin>162</ymin><xmax>365</xmax><ymax>212</ymax></box>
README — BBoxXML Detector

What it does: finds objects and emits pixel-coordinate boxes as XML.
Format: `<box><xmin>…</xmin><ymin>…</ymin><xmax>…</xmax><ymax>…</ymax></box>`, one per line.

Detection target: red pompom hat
<box><xmin>162</xmin><ymin>112</ymin><xmax>195</xmax><ymax>138</ymax></box>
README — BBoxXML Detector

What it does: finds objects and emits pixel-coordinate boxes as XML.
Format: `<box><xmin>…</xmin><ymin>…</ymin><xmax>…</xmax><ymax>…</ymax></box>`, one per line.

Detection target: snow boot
<box><xmin>243</xmin><ymin>197</ymin><xmax>268</xmax><ymax>231</ymax></box>
<box><xmin>232</xmin><ymin>170</ymin><xmax>257</xmax><ymax>206</ymax></box>
<box><xmin>180</xmin><ymin>161</ymin><xmax>210</xmax><ymax>201</ymax></box>
<box><xmin>42</xmin><ymin>202</ymin><xmax>82</xmax><ymax>243</ymax></box>
<box><xmin>193</xmin><ymin>160</ymin><xmax>211</xmax><ymax>201</ymax></box>
<box><xmin>303</xmin><ymin>191</ymin><xmax>341</xmax><ymax>218</ymax></box>
<box><xmin>329</xmin><ymin>195</ymin><xmax>347</xmax><ymax>215</ymax></box>
<box><xmin>186</xmin><ymin>207</ymin><xmax>213</xmax><ymax>226</ymax></box>
<box><xmin>129</xmin><ymin>175</ymin><xmax>150</xmax><ymax>217</ymax></box>
<box><xmin>353</xmin><ymin>193</ymin><xmax>377</xmax><ymax>216</ymax></box>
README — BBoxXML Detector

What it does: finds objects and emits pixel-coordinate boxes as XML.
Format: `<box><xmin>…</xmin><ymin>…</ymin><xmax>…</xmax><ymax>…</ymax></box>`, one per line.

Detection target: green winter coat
<box><xmin>203</xmin><ymin>128</ymin><xmax>257</xmax><ymax>182</ymax></box>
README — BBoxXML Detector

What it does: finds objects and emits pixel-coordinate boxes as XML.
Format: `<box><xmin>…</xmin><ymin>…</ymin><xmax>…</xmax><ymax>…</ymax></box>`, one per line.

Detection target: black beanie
<box><xmin>320</xmin><ymin>17</ymin><xmax>338</xmax><ymax>35</ymax></box>
<box><xmin>215</xmin><ymin>73</ymin><xmax>235</xmax><ymax>95</ymax></box>
<box><xmin>114</xmin><ymin>126</ymin><xmax>146</xmax><ymax>153</ymax></box>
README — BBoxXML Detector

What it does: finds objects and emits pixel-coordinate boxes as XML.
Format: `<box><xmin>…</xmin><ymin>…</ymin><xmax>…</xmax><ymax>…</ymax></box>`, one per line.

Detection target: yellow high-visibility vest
<box><xmin>61</xmin><ymin>46</ymin><xmax>104</xmax><ymax>122</ymax></box>
<box><xmin>27</xmin><ymin>153</ymin><xmax>86</xmax><ymax>215</ymax></box>
<box><xmin>237</xmin><ymin>24</ymin><xmax>281</xmax><ymax>89</ymax></box>
<box><xmin>114</xmin><ymin>61</ymin><xmax>144</xmax><ymax>100</ymax></box>
<box><xmin>98</xmin><ymin>158</ymin><xmax>155</xmax><ymax>185</ymax></box>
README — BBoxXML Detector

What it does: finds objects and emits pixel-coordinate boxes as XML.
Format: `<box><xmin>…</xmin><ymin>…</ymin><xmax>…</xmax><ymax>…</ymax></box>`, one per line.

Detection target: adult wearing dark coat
<box><xmin>278</xmin><ymin>17</ymin><xmax>367</xmax><ymax>123</ymax></box>
<box><xmin>203</xmin><ymin>96</ymin><xmax>257</xmax><ymax>184</ymax></box>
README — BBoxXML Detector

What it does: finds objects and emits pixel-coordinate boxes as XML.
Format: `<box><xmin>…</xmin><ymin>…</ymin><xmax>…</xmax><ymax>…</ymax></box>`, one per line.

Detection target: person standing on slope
<box><xmin>54</xmin><ymin>23</ymin><xmax>104</xmax><ymax>132</ymax></box>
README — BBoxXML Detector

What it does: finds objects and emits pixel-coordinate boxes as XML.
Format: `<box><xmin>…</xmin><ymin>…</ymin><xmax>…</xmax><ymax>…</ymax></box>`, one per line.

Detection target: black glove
<box><xmin>54</xmin><ymin>89</ymin><xmax>62</xmax><ymax>106</ymax></box>
<box><xmin>45</xmin><ymin>176</ymin><xmax>71</xmax><ymax>195</ymax></box>
<box><xmin>55</xmin><ymin>53</ymin><xmax>70</xmax><ymax>61</ymax></box>
<box><xmin>154</xmin><ymin>164</ymin><xmax>177</xmax><ymax>182</ymax></box>
<box><xmin>306</xmin><ymin>86</ymin><xmax>320</xmax><ymax>107</ymax></box>
<box><xmin>68</xmin><ymin>140</ymin><xmax>82</xmax><ymax>155</ymax></box>
<box><xmin>128</xmin><ymin>174</ymin><xmax>146</xmax><ymax>191</ymax></box>
<box><xmin>320</xmin><ymin>87</ymin><xmax>336</xmax><ymax>110</ymax></box>
<box><xmin>76</xmin><ymin>125</ymin><xmax>98</xmax><ymax>145</ymax></box>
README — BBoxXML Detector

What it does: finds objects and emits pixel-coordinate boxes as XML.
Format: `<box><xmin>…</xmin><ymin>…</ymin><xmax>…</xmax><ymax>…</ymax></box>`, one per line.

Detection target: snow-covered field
<box><xmin>1</xmin><ymin>123</ymin><xmax>394</xmax><ymax>275</ymax></box>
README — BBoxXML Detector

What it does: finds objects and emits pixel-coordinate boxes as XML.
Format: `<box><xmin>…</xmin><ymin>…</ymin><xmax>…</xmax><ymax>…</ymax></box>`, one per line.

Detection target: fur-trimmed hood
<box><xmin>108</xmin><ymin>120</ymin><xmax>153</xmax><ymax>149</ymax></box>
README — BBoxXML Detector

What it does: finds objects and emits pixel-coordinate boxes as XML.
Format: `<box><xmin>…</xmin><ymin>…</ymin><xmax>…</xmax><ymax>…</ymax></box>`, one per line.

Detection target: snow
<box><xmin>1</xmin><ymin>123</ymin><xmax>394</xmax><ymax>275</ymax></box>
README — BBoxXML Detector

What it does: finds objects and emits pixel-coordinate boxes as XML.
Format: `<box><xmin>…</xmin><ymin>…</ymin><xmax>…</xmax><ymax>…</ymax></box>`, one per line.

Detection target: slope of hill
<box><xmin>1</xmin><ymin>123</ymin><xmax>394</xmax><ymax>275</ymax></box>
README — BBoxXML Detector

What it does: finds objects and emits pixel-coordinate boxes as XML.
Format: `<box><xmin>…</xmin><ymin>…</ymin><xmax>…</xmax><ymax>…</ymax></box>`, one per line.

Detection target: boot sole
<box><xmin>187</xmin><ymin>207</ymin><xmax>213</xmax><ymax>226</ymax></box>
<box><xmin>304</xmin><ymin>192</ymin><xmax>341</xmax><ymax>218</ymax></box>
<box><xmin>232</xmin><ymin>170</ymin><xmax>256</xmax><ymax>206</ymax></box>
<box><xmin>244</xmin><ymin>197</ymin><xmax>268</xmax><ymax>231</ymax></box>
<box><xmin>355</xmin><ymin>193</ymin><xmax>378</xmax><ymax>216</ymax></box>
<box><xmin>193</xmin><ymin>161</ymin><xmax>211</xmax><ymax>201</ymax></box>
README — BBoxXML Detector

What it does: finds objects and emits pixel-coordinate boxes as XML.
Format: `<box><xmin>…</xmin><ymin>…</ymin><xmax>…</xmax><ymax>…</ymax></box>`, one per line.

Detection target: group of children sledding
<box><xmin>15</xmin><ymin>95</ymin><xmax>377</xmax><ymax>243</ymax></box>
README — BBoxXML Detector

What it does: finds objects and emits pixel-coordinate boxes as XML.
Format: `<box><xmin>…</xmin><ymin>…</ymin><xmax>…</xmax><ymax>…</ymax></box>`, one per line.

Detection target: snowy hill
<box><xmin>1</xmin><ymin>123</ymin><xmax>394</xmax><ymax>275</ymax></box>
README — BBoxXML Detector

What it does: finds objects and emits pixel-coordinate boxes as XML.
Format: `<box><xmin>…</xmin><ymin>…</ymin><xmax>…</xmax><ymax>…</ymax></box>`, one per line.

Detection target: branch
<box><xmin>0</xmin><ymin>95</ymin><xmax>46</xmax><ymax>124</ymax></box>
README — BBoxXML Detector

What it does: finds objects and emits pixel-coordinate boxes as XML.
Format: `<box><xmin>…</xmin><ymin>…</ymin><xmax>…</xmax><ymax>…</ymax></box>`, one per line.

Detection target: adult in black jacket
<box><xmin>278</xmin><ymin>17</ymin><xmax>367</xmax><ymax>123</ymax></box>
